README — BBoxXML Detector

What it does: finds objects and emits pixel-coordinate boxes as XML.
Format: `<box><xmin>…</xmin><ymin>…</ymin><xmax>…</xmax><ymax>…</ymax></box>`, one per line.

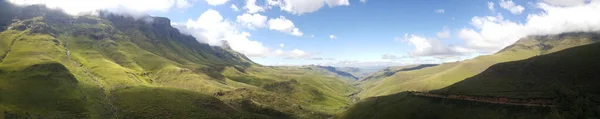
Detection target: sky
<box><xmin>7</xmin><ymin>0</ymin><xmax>600</xmax><ymax>67</ymax></box>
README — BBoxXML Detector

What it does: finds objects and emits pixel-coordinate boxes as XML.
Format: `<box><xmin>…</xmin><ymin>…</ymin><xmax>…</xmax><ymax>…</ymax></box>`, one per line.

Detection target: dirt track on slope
<box><xmin>409</xmin><ymin>92</ymin><xmax>555</xmax><ymax>107</ymax></box>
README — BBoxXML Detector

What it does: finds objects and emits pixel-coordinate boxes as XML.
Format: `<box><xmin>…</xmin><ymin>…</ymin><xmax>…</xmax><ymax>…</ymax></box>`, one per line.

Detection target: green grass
<box><xmin>337</xmin><ymin>92</ymin><xmax>553</xmax><ymax>119</ymax></box>
<box><xmin>338</xmin><ymin>33</ymin><xmax>600</xmax><ymax>119</ymax></box>
<box><xmin>358</xmin><ymin>32</ymin><xmax>600</xmax><ymax>99</ymax></box>
<box><xmin>0</xmin><ymin>5</ymin><xmax>358</xmax><ymax>119</ymax></box>
<box><xmin>111</xmin><ymin>86</ymin><xmax>253</xmax><ymax>119</ymax></box>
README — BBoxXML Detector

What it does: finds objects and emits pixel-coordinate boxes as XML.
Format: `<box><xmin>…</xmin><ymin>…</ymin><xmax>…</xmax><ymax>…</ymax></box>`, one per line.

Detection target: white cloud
<box><xmin>205</xmin><ymin>0</ymin><xmax>229</xmax><ymax>6</ymax></box>
<box><xmin>244</xmin><ymin>0</ymin><xmax>265</xmax><ymax>13</ymax></box>
<box><xmin>288</xmin><ymin>49</ymin><xmax>310</xmax><ymax>58</ymax></box>
<box><xmin>542</xmin><ymin>0</ymin><xmax>587</xmax><ymax>6</ymax></box>
<box><xmin>311</xmin><ymin>34</ymin><xmax>315</xmax><ymax>37</ymax></box>
<box><xmin>268</xmin><ymin>16</ymin><xmax>304</xmax><ymax>36</ymax></box>
<box><xmin>329</xmin><ymin>35</ymin><xmax>337</xmax><ymax>39</ymax></box>
<box><xmin>404</xmin><ymin>34</ymin><xmax>463</xmax><ymax>56</ymax></box>
<box><xmin>488</xmin><ymin>2</ymin><xmax>495</xmax><ymax>12</ymax></box>
<box><xmin>458</xmin><ymin>1</ymin><xmax>600</xmax><ymax>53</ymax></box>
<box><xmin>499</xmin><ymin>0</ymin><xmax>524</xmax><ymax>14</ymax></box>
<box><xmin>360</xmin><ymin>0</ymin><xmax>366</xmax><ymax>3</ymax></box>
<box><xmin>435</xmin><ymin>9</ymin><xmax>445</xmax><ymax>13</ymax></box>
<box><xmin>231</xmin><ymin>4</ymin><xmax>240</xmax><ymax>11</ymax></box>
<box><xmin>275</xmin><ymin>49</ymin><xmax>284</xmax><ymax>55</ymax></box>
<box><xmin>267</xmin><ymin>0</ymin><xmax>350</xmax><ymax>14</ymax></box>
<box><xmin>280</xmin><ymin>43</ymin><xmax>285</xmax><ymax>47</ymax></box>
<box><xmin>381</xmin><ymin>54</ymin><xmax>403</xmax><ymax>60</ymax></box>
<box><xmin>8</xmin><ymin>0</ymin><xmax>193</xmax><ymax>15</ymax></box>
<box><xmin>176</xmin><ymin>0</ymin><xmax>192</xmax><ymax>8</ymax></box>
<box><xmin>274</xmin><ymin>49</ymin><xmax>318</xmax><ymax>59</ymax></box>
<box><xmin>236</xmin><ymin>13</ymin><xmax>267</xmax><ymax>29</ymax></box>
<box><xmin>177</xmin><ymin>9</ymin><xmax>270</xmax><ymax>57</ymax></box>
<box><xmin>436</xmin><ymin>27</ymin><xmax>451</xmax><ymax>39</ymax></box>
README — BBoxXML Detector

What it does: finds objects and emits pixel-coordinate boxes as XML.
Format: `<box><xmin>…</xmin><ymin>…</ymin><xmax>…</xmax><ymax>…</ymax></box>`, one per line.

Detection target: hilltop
<box><xmin>357</xmin><ymin>32</ymin><xmax>600</xmax><ymax>99</ymax></box>
<box><xmin>0</xmin><ymin>3</ymin><xmax>357</xmax><ymax>119</ymax></box>
<box><xmin>338</xmin><ymin>32</ymin><xmax>600</xmax><ymax>119</ymax></box>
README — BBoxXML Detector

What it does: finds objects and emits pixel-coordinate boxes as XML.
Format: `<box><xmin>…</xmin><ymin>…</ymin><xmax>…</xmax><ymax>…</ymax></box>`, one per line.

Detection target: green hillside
<box><xmin>0</xmin><ymin>4</ymin><xmax>357</xmax><ymax>119</ymax></box>
<box><xmin>336</xmin><ymin>66</ymin><xmax>384</xmax><ymax>79</ymax></box>
<box><xmin>338</xmin><ymin>34</ymin><xmax>600</xmax><ymax>119</ymax></box>
<box><xmin>358</xmin><ymin>32</ymin><xmax>600</xmax><ymax>99</ymax></box>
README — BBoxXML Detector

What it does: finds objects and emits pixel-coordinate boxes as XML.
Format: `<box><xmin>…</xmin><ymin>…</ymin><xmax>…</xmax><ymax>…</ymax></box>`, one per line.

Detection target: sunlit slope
<box><xmin>0</xmin><ymin>4</ymin><xmax>357</xmax><ymax>119</ymax></box>
<box><xmin>339</xmin><ymin>34</ymin><xmax>600</xmax><ymax>119</ymax></box>
<box><xmin>437</xmin><ymin>36</ymin><xmax>600</xmax><ymax>98</ymax></box>
<box><xmin>359</xmin><ymin>32</ymin><xmax>600</xmax><ymax>98</ymax></box>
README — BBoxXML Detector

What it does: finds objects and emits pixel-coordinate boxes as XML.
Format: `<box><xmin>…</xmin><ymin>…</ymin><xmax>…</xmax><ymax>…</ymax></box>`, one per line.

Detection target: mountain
<box><xmin>357</xmin><ymin>32</ymin><xmax>600</xmax><ymax>99</ymax></box>
<box><xmin>302</xmin><ymin>65</ymin><xmax>359</xmax><ymax>81</ymax></box>
<box><xmin>0</xmin><ymin>3</ymin><xmax>357</xmax><ymax>119</ymax></box>
<box><xmin>335</xmin><ymin>66</ymin><xmax>385</xmax><ymax>79</ymax></box>
<box><xmin>360</xmin><ymin>64</ymin><xmax>438</xmax><ymax>81</ymax></box>
<box><xmin>337</xmin><ymin>33</ymin><xmax>600</xmax><ymax>119</ymax></box>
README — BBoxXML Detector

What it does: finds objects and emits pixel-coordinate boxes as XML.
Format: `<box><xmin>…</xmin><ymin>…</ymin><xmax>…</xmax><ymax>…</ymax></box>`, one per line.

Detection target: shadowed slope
<box><xmin>358</xmin><ymin>32</ymin><xmax>600</xmax><ymax>98</ymax></box>
<box><xmin>338</xmin><ymin>35</ymin><xmax>600</xmax><ymax>119</ymax></box>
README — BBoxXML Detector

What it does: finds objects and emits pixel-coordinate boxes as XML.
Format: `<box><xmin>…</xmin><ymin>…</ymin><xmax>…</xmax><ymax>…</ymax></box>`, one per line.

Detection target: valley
<box><xmin>1</xmin><ymin>1</ymin><xmax>600</xmax><ymax>119</ymax></box>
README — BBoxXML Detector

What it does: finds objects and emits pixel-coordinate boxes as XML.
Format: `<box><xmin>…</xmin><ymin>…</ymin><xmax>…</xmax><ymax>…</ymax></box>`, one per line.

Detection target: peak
<box><xmin>151</xmin><ymin>17</ymin><xmax>171</xmax><ymax>27</ymax></box>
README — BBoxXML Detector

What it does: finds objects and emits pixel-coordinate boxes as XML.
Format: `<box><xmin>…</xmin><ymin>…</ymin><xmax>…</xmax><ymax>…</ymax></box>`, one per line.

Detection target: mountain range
<box><xmin>1</xmin><ymin>1</ymin><xmax>600</xmax><ymax>119</ymax></box>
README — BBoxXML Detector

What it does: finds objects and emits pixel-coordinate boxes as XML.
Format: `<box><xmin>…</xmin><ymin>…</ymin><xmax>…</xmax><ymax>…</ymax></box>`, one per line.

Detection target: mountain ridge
<box><xmin>0</xmin><ymin>3</ymin><xmax>358</xmax><ymax>119</ymax></box>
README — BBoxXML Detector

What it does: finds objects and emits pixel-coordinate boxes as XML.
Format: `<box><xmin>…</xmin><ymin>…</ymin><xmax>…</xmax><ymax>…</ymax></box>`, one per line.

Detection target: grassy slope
<box><xmin>339</xmin><ymin>34</ymin><xmax>600</xmax><ymax>119</ymax></box>
<box><xmin>437</xmin><ymin>38</ymin><xmax>600</xmax><ymax>98</ymax></box>
<box><xmin>0</xmin><ymin>5</ymin><xmax>356</xmax><ymax>119</ymax></box>
<box><xmin>337</xmin><ymin>92</ymin><xmax>553</xmax><ymax>119</ymax></box>
<box><xmin>358</xmin><ymin>32</ymin><xmax>600</xmax><ymax>98</ymax></box>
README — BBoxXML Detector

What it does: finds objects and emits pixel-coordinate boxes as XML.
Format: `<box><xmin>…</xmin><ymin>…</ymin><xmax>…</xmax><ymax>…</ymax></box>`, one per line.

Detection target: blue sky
<box><xmin>9</xmin><ymin>0</ymin><xmax>600</xmax><ymax>67</ymax></box>
<box><xmin>150</xmin><ymin>0</ymin><xmax>528</xmax><ymax>66</ymax></box>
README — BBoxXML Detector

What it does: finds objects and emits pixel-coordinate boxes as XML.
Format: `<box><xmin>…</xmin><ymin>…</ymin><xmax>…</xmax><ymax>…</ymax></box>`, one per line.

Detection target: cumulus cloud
<box><xmin>8</xmin><ymin>0</ymin><xmax>193</xmax><ymax>15</ymax></box>
<box><xmin>277</xmin><ymin>49</ymin><xmax>314</xmax><ymax>59</ymax></box>
<box><xmin>287</xmin><ymin>49</ymin><xmax>310</xmax><ymax>58</ymax></box>
<box><xmin>458</xmin><ymin>1</ymin><xmax>600</xmax><ymax>53</ymax></box>
<box><xmin>177</xmin><ymin>9</ymin><xmax>270</xmax><ymax>57</ymax></box>
<box><xmin>236</xmin><ymin>13</ymin><xmax>267</xmax><ymax>29</ymax></box>
<box><xmin>403</xmin><ymin>34</ymin><xmax>465</xmax><ymax>56</ymax></box>
<box><xmin>435</xmin><ymin>9</ymin><xmax>445</xmax><ymax>13</ymax></box>
<box><xmin>329</xmin><ymin>35</ymin><xmax>337</xmax><ymax>39</ymax></box>
<box><xmin>498</xmin><ymin>0</ymin><xmax>524</xmax><ymax>14</ymax></box>
<box><xmin>231</xmin><ymin>4</ymin><xmax>239</xmax><ymax>11</ymax></box>
<box><xmin>280</xmin><ymin>43</ymin><xmax>285</xmax><ymax>47</ymax></box>
<box><xmin>205</xmin><ymin>0</ymin><xmax>229</xmax><ymax>6</ymax></box>
<box><xmin>244</xmin><ymin>0</ymin><xmax>264</xmax><ymax>13</ymax></box>
<box><xmin>436</xmin><ymin>27</ymin><xmax>451</xmax><ymax>39</ymax></box>
<box><xmin>268</xmin><ymin>16</ymin><xmax>304</xmax><ymax>36</ymax></box>
<box><xmin>360</xmin><ymin>0</ymin><xmax>366</xmax><ymax>3</ymax></box>
<box><xmin>488</xmin><ymin>2</ymin><xmax>495</xmax><ymax>12</ymax></box>
<box><xmin>542</xmin><ymin>0</ymin><xmax>587</xmax><ymax>6</ymax></box>
<box><xmin>271</xmin><ymin>49</ymin><xmax>332</xmax><ymax>60</ymax></box>
<box><xmin>267</xmin><ymin>0</ymin><xmax>350</xmax><ymax>14</ymax></box>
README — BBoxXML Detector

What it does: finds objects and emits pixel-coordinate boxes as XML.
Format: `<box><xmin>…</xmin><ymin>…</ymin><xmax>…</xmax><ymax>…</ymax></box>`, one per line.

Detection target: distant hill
<box><xmin>0</xmin><ymin>3</ymin><xmax>357</xmax><ymax>119</ymax></box>
<box><xmin>336</xmin><ymin>66</ymin><xmax>385</xmax><ymax>79</ymax></box>
<box><xmin>357</xmin><ymin>32</ymin><xmax>600</xmax><ymax>99</ymax></box>
<box><xmin>360</xmin><ymin>64</ymin><xmax>438</xmax><ymax>81</ymax></box>
<box><xmin>338</xmin><ymin>33</ymin><xmax>600</xmax><ymax>119</ymax></box>
<box><xmin>301</xmin><ymin>65</ymin><xmax>359</xmax><ymax>81</ymax></box>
